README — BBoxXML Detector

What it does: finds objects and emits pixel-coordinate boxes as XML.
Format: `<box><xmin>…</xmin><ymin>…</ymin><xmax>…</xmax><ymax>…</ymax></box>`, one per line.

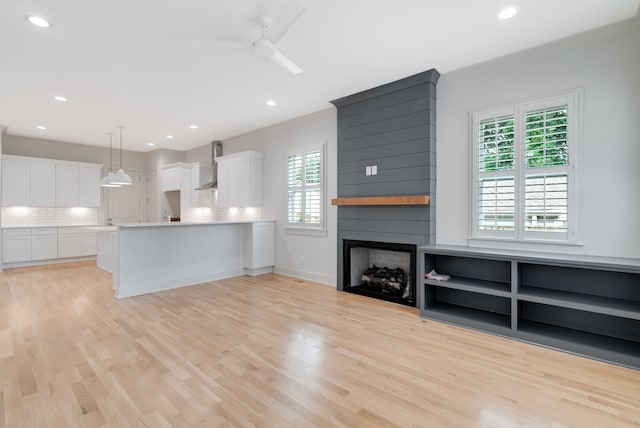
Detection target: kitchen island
<box><xmin>111</xmin><ymin>221</ymin><xmax>274</xmax><ymax>298</ymax></box>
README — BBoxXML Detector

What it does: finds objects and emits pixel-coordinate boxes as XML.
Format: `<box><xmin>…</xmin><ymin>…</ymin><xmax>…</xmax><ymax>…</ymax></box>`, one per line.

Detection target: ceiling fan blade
<box><xmin>271</xmin><ymin>49</ymin><xmax>303</xmax><ymax>74</ymax></box>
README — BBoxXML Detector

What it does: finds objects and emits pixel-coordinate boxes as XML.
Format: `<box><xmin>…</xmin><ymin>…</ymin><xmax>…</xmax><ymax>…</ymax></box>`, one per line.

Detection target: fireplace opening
<box><xmin>343</xmin><ymin>240</ymin><xmax>416</xmax><ymax>306</ymax></box>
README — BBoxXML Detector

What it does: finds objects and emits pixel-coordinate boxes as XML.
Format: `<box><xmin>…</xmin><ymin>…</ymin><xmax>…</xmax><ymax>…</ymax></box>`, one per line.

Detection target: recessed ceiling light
<box><xmin>36</xmin><ymin>125</ymin><xmax>47</xmax><ymax>130</ymax></box>
<box><xmin>54</xmin><ymin>95</ymin><xmax>67</xmax><ymax>102</ymax></box>
<box><xmin>147</xmin><ymin>142</ymin><xmax>155</xmax><ymax>147</ymax></box>
<box><xmin>266</xmin><ymin>100</ymin><xmax>277</xmax><ymax>106</ymax></box>
<box><xmin>498</xmin><ymin>7</ymin><xmax>517</xmax><ymax>20</ymax></box>
<box><xmin>26</xmin><ymin>15</ymin><xmax>51</xmax><ymax>28</ymax></box>
<box><xmin>189</xmin><ymin>125</ymin><xmax>198</xmax><ymax>129</ymax></box>
<box><xmin>166</xmin><ymin>135</ymin><xmax>174</xmax><ymax>139</ymax></box>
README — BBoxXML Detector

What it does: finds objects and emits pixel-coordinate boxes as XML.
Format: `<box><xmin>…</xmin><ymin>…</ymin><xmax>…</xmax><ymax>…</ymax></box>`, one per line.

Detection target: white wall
<box><xmin>216</xmin><ymin>108</ymin><xmax>338</xmax><ymax>285</ymax></box>
<box><xmin>0</xmin><ymin>126</ymin><xmax>4</xmax><ymax>270</ymax></box>
<box><xmin>437</xmin><ymin>18</ymin><xmax>640</xmax><ymax>259</ymax></box>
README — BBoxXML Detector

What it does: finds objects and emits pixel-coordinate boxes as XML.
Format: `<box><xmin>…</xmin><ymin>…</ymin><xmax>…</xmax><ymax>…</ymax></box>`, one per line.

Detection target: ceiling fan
<box><xmin>252</xmin><ymin>14</ymin><xmax>304</xmax><ymax>75</ymax></box>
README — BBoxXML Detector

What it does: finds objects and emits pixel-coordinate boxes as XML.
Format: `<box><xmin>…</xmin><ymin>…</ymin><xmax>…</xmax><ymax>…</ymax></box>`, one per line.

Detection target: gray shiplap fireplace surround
<box><xmin>331</xmin><ymin>69</ymin><xmax>439</xmax><ymax>307</ymax></box>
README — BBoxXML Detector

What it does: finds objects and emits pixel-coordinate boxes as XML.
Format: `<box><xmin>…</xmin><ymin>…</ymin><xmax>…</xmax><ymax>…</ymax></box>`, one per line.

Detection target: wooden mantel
<box><xmin>331</xmin><ymin>195</ymin><xmax>430</xmax><ymax>206</ymax></box>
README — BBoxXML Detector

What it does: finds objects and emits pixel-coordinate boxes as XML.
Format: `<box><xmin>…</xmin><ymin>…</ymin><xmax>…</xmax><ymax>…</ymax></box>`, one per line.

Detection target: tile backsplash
<box><xmin>186</xmin><ymin>206</ymin><xmax>262</xmax><ymax>223</ymax></box>
<box><xmin>1</xmin><ymin>207</ymin><xmax>99</xmax><ymax>227</ymax></box>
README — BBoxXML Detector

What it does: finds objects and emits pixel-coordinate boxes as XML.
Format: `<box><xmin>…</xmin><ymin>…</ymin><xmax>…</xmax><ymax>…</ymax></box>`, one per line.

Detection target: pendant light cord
<box><xmin>107</xmin><ymin>132</ymin><xmax>114</xmax><ymax>172</ymax></box>
<box><xmin>118</xmin><ymin>126</ymin><xmax>124</xmax><ymax>169</ymax></box>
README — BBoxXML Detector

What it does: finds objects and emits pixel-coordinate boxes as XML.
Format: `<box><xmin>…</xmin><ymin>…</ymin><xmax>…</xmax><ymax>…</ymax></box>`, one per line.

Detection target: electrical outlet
<box><xmin>371</xmin><ymin>165</ymin><xmax>378</xmax><ymax>175</ymax></box>
<box><xmin>365</xmin><ymin>166</ymin><xmax>372</xmax><ymax>176</ymax></box>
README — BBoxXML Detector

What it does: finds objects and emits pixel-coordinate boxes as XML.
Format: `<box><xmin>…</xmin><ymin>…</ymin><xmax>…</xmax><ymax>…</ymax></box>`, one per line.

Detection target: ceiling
<box><xmin>1</xmin><ymin>0</ymin><xmax>638</xmax><ymax>152</ymax></box>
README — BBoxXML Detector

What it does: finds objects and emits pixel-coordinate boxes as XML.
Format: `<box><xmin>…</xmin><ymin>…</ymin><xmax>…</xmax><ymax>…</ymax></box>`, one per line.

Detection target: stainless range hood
<box><xmin>195</xmin><ymin>141</ymin><xmax>223</xmax><ymax>190</ymax></box>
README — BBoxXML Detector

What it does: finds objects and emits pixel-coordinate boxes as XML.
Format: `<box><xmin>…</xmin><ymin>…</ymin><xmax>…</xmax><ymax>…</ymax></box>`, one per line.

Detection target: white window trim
<box><xmin>285</xmin><ymin>142</ymin><xmax>327</xmax><ymax>236</ymax></box>
<box><xmin>469</xmin><ymin>89</ymin><xmax>581</xmax><ymax>245</ymax></box>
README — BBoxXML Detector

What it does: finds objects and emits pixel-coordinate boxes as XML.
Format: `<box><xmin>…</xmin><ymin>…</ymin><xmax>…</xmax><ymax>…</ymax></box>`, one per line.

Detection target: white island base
<box><xmin>113</xmin><ymin>221</ymin><xmax>274</xmax><ymax>298</ymax></box>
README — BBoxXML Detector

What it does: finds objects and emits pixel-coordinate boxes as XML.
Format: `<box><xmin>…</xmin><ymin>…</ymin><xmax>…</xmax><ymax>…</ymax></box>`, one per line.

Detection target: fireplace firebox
<box><xmin>343</xmin><ymin>240</ymin><xmax>416</xmax><ymax>306</ymax></box>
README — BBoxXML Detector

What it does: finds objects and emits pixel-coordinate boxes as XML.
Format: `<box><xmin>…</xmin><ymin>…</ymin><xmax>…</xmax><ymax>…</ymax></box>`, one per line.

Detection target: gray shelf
<box><xmin>425</xmin><ymin>276</ymin><xmax>511</xmax><ymax>297</ymax></box>
<box><xmin>418</xmin><ymin>246</ymin><xmax>640</xmax><ymax>370</ymax></box>
<box><xmin>517</xmin><ymin>320</ymin><xmax>640</xmax><ymax>370</ymax></box>
<box><xmin>421</xmin><ymin>303</ymin><xmax>512</xmax><ymax>334</ymax></box>
<box><xmin>519</xmin><ymin>287</ymin><xmax>640</xmax><ymax>321</ymax></box>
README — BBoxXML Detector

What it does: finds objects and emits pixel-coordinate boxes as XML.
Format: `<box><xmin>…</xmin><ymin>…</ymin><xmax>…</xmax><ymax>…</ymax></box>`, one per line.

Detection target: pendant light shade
<box><xmin>113</xmin><ymin>126</ymin><xmax>132</xmax><ymax>186</ymax></box>
<box><xmin>100</xmin><ymin>172</ymin><xmax>121</xmax><ymax>187</ymax></box>
<box><xmin>111</xmin><ymin>169</ymin><xmax>132</xmax><ymax>185</ymax></box>
<box><xmin>100</xmin><ymin>132</ymin><xmax>121</xmax><ymax>187</ymax></box>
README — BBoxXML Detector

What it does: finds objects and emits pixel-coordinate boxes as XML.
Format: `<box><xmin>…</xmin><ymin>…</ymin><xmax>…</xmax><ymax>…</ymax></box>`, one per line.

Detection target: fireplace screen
<box><xmin>343</xmin><ymin>240</ymin><xmax>416</xmax><ymax>306</ymax></box>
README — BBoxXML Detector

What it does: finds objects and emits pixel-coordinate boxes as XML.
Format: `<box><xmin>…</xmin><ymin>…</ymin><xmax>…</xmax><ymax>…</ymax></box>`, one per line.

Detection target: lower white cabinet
<box><xmin>58</xmin><ymin>227</ymin><xmax>83</xmax><ymax>258</ymax></box>
<box><xmin>81</xmin><ymin>229</ymin><xmax>97</xmax><ymax>256</ymax></box>
<box><xmin>244</xmin><ymin>222</ymin><xmax>275</xmax><ymax>270</ymax></box>
<box><xmin>31</xmin><ymin>228</ymin><xmax>58</xmax><ymax>260</ymax></box>
<box><xmin>2</xmin><ymin>227</ymin><xmax>99</xmax><ymax>264</ymax></box>
<box><xmin>2</xmin><ymin>229</ymin><xmax>31</xmax><ymax>263</ymax></box>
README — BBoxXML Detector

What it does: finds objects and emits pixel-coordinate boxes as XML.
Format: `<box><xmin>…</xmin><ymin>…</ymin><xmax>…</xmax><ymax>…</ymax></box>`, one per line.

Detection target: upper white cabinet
<box><xmin>216</xmin><ymin>151</ymin><xmax>263</xmax><ymax>207</ymax></box>
<box><xmin>56</xmin><ymin>164</ymin><xmax>80</xmax><ymax>206</ymax></box>
<box><xmin>79</xmin><ymin>165</ymin><xmax>101</xmax><ymax>207</ymax></box>
<box><xmin>30</xmin><ymin>161</ymin><xmax>56</xmax><ymax>206</ymax></box>
<box><xmin>163</xmin><ymin>166</ymin><xmax>184</xmax><ymax>192</ymax></box>
<box><xmin>1</xmin><ymin>155</ymin><xmax>102</xmax><ymax>207</ymax></box>
<box><xmin>2</xmin><ymin>158</ymin><xmax>30</xmax><ymax>206</ymax></box>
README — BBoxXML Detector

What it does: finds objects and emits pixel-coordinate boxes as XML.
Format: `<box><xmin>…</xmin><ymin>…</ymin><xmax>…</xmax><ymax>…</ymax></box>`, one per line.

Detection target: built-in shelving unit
<box><xmin>419</xmin><ymin>245</ymin><xmax>640</xmax><ymax>370</ymax></box>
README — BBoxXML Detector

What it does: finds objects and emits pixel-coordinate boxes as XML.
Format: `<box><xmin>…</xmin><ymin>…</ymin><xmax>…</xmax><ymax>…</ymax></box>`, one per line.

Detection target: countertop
<box><xmin>1</xmin><ymin>224</ymin><xmax>104</xmax><ymax>230</ymax></box>
<box><xmin>85</xmin><ymin>226</ymin><xmax>118</xmax><ymax>232</ymax></box>
<box><xmin>118</xmin><ymin>220</ymin><xmax>275</xmax><ymax>229</ymax></box>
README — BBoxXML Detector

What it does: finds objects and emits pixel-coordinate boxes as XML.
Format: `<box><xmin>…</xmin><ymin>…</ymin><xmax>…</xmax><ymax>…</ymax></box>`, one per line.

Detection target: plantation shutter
<box><xmin>287</xmin><ymin>154</ymin><xmax>303</xmax><ymax>223</ymax></box>
<box><xmin>524</xmin><ymin>105</ymin><xmax>569</xmax><ymax>233</ymax></box>
<box><xmin>477</xmin><ymin>115</ymin><xmax>515</xmax><ymax>231</ymax></box>
<box><xmin>287</xmin><ymin>149</ymin><xmax>323</xmax><ymax>227</ymax></box>
<box><xmin>304</xmin><ymin>151</ymin><xmax>321</xmax><ymax>224</ymax></box>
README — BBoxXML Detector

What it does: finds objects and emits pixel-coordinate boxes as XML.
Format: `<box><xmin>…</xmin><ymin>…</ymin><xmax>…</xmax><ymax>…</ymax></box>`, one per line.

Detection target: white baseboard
<box><xmin>273</xmin><ymin>265</ymin><xmax>336</xmax><ymax>286</ymax></box>
<box><xmin>244</xmin><ymin>266</ymin><xmax>273</xmax><ymax>276</ymax></box>
<box><xmin>2</xmin><ymin>256</ymin><xmax>96</xmax><ymax>269</ymax></box>
<box><xmin>116</xmin><ymin>268</ymin><xmax>245</xmax><ymax>299</ymax></box>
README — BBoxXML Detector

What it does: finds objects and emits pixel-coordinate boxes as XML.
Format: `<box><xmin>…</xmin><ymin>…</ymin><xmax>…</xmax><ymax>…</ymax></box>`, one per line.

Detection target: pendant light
<box><xmin>111</xmin><ymin>126</ymin><xmax>132</xmax><ymax>186</ymax></box>
<box><xmin>100</xmin><ymin>132</ymin><xmax>121</xmax><ymax>187</ymax></box>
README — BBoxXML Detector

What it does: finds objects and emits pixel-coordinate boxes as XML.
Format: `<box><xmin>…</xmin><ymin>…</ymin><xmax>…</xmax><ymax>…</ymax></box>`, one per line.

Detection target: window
<box><xmin>472</xmin><ymin>91</ymin><xmax>578</xmax><ymax>242</ymax></box>
<box><xmin>287</xmin><ymin>145</ymin><xmax>325</xmax><ymax>232</ymax></box>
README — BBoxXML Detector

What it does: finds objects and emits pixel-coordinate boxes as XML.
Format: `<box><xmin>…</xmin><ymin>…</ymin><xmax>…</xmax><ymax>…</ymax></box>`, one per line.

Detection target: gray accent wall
<box><xmin>331</xmin><ymin>69</ymin><xmax>440</xmax><ymax>293</ymax></box>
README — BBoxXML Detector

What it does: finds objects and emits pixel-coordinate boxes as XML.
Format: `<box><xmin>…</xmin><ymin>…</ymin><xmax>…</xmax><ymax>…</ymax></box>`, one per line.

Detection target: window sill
<box><xmin>285</xmin><ymin>226</ymin><xmax>327</xmax><ymax>237</ymax></box>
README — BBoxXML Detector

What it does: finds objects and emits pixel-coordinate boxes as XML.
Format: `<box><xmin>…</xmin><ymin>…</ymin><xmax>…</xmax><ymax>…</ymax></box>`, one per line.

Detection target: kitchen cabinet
<box><xmin>56</xmin><ymin>163</ymin><xmax>102</xmax><ymax>207</ymax></box>
<box><xmin>58</xmin><ymin>227</ymin><xmax>82</xmax><ymax>258</ymax></box>
<box><xmin>163</xmin><ymin>167</ymin><xmax>182</xmax><ymax>191</ymax></box>
<box><xmin>79</xmin><ymin>166</ymin><xmax>101</xmax><ymax>207</ymax></box>
<box><xmin>55</xmin><ymin>164</ymin><xmax>80</xmax><ymax>206</ymax></box>
<box><xmin>2</xmin><ymin>158</ymin><xmax>30</xmax><ymax>206</ymax></box>
<box><xmin>81</xmin><ymin>229</ymin><xmax>97</xmax><ymax>256</ymax></box>
<box><xmin>31</xmin><ymin>228</ymin><xmax>58</xmax><ymax>260</ymax></box>
<box><xmin>244</xmin><ymin>221</ymin><xmax>275</xmax><ymax>273</ymax></box>
<box><xmin>216</xmin><ymin>151</ymin><xmax>263</xmax><ymax>207</ymax></box>
<box><xmin>2</xmin><ymin>229</ymin><xmax>31</xmax><ymax>263</ymax></box>
<box><xmin>30</xmin><ymin>161</ymin><xmax>56</xmax><ymax>206</ymax></box>
<box><xmin>2</xmin><ymin>156</ymin><xmax>101</xmax><ymax>207</ymax></box>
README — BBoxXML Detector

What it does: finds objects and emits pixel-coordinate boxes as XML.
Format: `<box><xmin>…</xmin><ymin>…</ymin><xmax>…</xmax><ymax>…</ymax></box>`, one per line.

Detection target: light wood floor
<box><xmin>1</xmin><ymin>262</ymin><xmax>639</xmax><ymax>427</ymax></box>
